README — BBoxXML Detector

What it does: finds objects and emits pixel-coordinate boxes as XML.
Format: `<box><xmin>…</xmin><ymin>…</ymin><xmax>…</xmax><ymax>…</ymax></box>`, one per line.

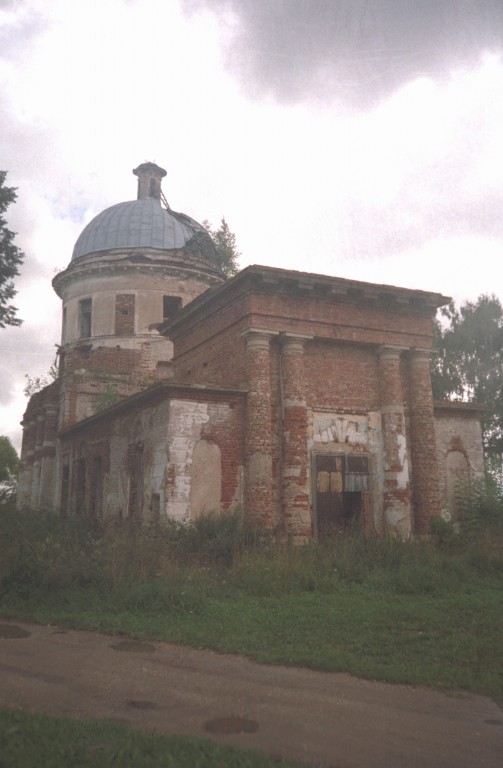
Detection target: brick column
<box><xmin>280</xmin><ymin>334</ymin><xmax>312</xmax><ymax>541</ymax></box>
<box><xmin>17</xmin><ymin>420</ymin><xmax>36</xmax><ymax>508</ymax></box>
<box><xmin>408</xmin><ymin>348</ymin><xmax>441</xmax><ymax>534</ymax></box>
<box><xmin>378</xmin><ymin>346</ymin><xmax>411</xmax><ymax>537</ymax></box>
<box><xmin>242</xmin><ymin>330</ymin><xmax>276</xmax><ymax>530</ymax></box>
<box><xmin>30</xmin><ymin>413</ymin><xmax>46</xmax><ymax>508</ymax></box>
<box><xmin>39</xmin><ymin>404</ymin><xmax>59</xmax><ymax>509</ymax></box>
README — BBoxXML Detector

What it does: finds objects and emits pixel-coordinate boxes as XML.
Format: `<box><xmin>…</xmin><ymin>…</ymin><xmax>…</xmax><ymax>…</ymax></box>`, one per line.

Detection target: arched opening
<box><xmin>446</xmin><ymin>450</ymin><xmax>470</xmax><ymax>521</ymax></box>
<box><xmin>189</xmin><ymin>440</ymin><xmax>222</xmax><ymax>519</ymax></box>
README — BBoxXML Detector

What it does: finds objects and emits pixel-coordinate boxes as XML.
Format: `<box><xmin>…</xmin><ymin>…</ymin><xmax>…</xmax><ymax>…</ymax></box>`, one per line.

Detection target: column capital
<box><xmin>241</xmin><ymin>328</ymin><xmax>278</xmax><ymax>350</ymax></box>
<box><xmin>280</xmin><ymin>332</ymin><xmax>313</xmax><ymax>353</ymax></box>
<box><xmin>378</xmin><ymin>344</ymin><xmax>408</xmax><ymax>360</ymax></box>
<box><xmin>409</xmin><ymin>347</ymin><xmax>438</xmax><ymax>364</ymax></box>
<box><xmin>43</xmin><ymin>404</ymin><xmax>59</xmax><ymax>415</ymax></box>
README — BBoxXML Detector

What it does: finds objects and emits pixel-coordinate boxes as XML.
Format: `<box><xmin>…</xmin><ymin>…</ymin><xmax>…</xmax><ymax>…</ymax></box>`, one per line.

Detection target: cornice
<box><xmin>52</xmin><ymin>249</ymin><xmax>223</xmax><ymax>296</ymax></box>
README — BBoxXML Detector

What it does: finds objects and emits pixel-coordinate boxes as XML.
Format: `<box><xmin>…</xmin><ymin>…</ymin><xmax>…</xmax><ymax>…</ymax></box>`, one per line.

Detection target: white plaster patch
<box><xmin>249</xmin><ymin>451</ymin><xmax>273</xmax><ymax>483</ymax></box>
<box><xmin>396</xmin><ymin>433</ymin><xmax>409</xmax><ymax>489</ymax></box>
<box><xmin>384</xmin><ymin>506</ymin><xmax>412</xmax><ymax>538</ymax></box>
<box><xmin>189</xmin><ymin>440</ymin><xmax>222</xmax><ymax>518</ymax></box>
<box><xmin>166</xmin><ymin>400</ymin><xmax>210</xmax><ymax>522</ymax></box>
<box><xmin>232</xmin><ymin>465</ymin><xmax>244</xmax><ymax>509</ymax></box>
<box><xmin>312</xmin><ymin>413</ymin><xmax>368</xmax><ymax>445</ymax></box>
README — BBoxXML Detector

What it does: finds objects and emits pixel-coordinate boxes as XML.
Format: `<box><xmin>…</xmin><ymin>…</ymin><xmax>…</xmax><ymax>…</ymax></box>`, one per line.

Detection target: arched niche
<box><xmin>189</xmin><ymin>440</ymin><xmax>222</xmax><ymax>519</ymax></box>
<box><xmin>446</xmin><ymin>450</ymin><xmax>470</xmax><ymax>520</ymax></box>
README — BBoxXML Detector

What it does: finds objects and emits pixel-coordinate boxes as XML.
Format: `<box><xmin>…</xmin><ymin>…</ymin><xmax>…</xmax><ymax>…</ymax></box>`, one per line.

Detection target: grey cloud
<box><xmin>0</xmin><ymin>2</ymin><xmax>49</xmax><ymax>60</ymax></box>
<box><xmin>184</xmin><ymin>0</ymin><xmax>503</xmax><ymax>106</ymax></box>
<box><xmin>338</xmin><ymin>182</ymin><xmax>503</xmax><ymax>263</ymax></box>
<box><xmin>0</xmin><ymin>323</ymin><xmax>58</xmax><ymax>406</ymax></box>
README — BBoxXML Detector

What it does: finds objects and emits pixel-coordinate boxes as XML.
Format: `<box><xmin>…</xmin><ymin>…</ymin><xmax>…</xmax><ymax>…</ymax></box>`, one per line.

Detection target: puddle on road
<box><xmin>484</xmin><ymin>719</ymin><xmax>503</xmax><ymax>726</ymax></box>
<box><xmin>110</xmin><ymin>640</ymin><xmax>156</xmax><ymax>653</ymax></box>
<box><xmin>127</xmin><ymin>699</ymin><xmax>161</xmax><ymax>710</ymax></box>
<box><xmin>86</xmin><ymin>743</ymin><xmax>113</xmax><ymax>755</ymax></box>
<box><xmin>204</xmin><ymin>716</ymin><xmax>259</xmax><ymax>734</ymax></box>
<box><xmin>0</xmin><ymin>624</ymin><xmax>31</xmax><ymax>639</ymax></box>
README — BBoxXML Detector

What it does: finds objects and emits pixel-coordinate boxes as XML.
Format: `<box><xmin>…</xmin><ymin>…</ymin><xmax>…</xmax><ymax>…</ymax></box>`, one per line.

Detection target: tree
<box><xmin>431</xmin><ymin>294</ymin><xmax>503</xmax><ymax>465</ymax></box>
<box><xmin>0</xmin><ymin>435</ymin><xmax>19</xmax><ymax>502</ymax></box>
<box><xmin>0</xmin><ymin>171</ymin><xmax>24</xmax><ymax>328</ymax></box>
<box><xmin>204</xmin><ymin>217</ymin><xmax>240</xmax><ymax>278</ymax></box>
<box><xmin>24</xmin><ymin>362</ymin><xmax>59</xmax><ymax>398</ymax></box>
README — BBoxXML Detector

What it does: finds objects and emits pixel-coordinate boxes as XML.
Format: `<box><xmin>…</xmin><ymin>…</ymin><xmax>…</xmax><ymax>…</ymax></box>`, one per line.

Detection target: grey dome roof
<box><xmin>72</xmin><ymin>199</ymin><xmax>211</xmax><ymax>261</ymax></box>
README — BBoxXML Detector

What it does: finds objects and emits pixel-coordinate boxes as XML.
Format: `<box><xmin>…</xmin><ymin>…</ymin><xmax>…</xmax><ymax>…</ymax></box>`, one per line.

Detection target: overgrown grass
<box><xmin>0</xmin><ymin>708</ymin><xmax>300</xmax><ymax>768</ymax></box>
<box><xmin>1</xmin><ymin>496</ymin><xmax>503</xmax><ymax>696</ymax></box>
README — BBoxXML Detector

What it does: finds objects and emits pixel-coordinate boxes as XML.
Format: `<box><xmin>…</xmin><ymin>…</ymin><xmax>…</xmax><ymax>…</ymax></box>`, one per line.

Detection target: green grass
<box><xmin>1</xmin><ymin>505</ymin><xmax>503</xmax><ymax>697</ymax></box>
<box><xmin>0</xmin><ymin>708</ymin><xmax>300</xmax><ymax>768</ymax></box>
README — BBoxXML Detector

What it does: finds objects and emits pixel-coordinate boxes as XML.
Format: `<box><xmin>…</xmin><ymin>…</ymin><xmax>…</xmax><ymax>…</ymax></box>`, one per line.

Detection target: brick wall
<box><xmin>165</xmin><ymin>268</ymin><xmax>445</xmax><ymax>537</ymax></box>
<box><xmin>434</xmin><ymin>404</ymin><xmax>485</xmax><ymax>516</ymax></box>
<box><xmin>58</xmin><ymin>385</ymin><xmax>246</xmax><ymax>522</ymax></box>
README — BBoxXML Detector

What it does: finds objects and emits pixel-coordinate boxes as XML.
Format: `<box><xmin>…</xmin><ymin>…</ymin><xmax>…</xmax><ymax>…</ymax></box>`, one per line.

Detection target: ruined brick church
<box><xmin>18</xmin><ymin>163</ymin><xmax>484</xmax><ymax>539</ymax></box>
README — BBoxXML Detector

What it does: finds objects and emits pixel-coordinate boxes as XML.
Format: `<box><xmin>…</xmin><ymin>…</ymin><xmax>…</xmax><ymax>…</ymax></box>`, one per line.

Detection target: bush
<box><xmin>457</xmin><ymin>476</ymin><xmax>503</xmax><ymax>531</ymax></box>
<box><xmin>121</xmin><ymin>579</ymin><xmax>203</xmax><ymax>614</ymax></box>
<box><xmin>0</xmin><ymin>505</ymin><xmax>108</xmax><ymax>599</ymax></box>
<box><xmin>161</xmin><ymin>509</ymin><xmax>262</xmax><ymax>567</ymax></box>
<box><xmin>2</xmin><ymin>502</ymin><xmax>502</xmax><ymax>614</ymax></box>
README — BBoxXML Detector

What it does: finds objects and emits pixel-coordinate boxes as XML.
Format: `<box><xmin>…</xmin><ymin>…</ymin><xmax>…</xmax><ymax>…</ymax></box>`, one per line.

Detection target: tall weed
<box><xmin>2</xmin><ymin>503</ymin><xmax>502</xmax><ymax>608</ymax></box>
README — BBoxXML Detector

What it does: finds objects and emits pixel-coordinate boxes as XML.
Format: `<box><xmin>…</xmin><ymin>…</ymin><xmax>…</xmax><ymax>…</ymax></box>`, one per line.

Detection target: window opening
<box><xmin>78</xmin><ymin>298</ymin><xmax>92</xmax><ymax>338</ymax></box>
<box><xmin>60</xmin><ymin>464</ymin><xmax>70</xmax><ymax>517</ymax></box>
<box><xmin>151</xmin><ymin>493</ymin><xmax>161</xmax><ymax>522</ymax></box>
<box><xmin>115</xmin><ymin>294</ymin><xmax>135</xmax><ymax>335</ymax></box>
<box><xmin>75</xmin><ymin>458</ymin><xmax>86</xmax><ymax>515</ymax></box>
<box><xmin>313</xmin><ymin>453</ymin><xmax>370</xmax><ymax>536</ymax></box>
<box><xmin>91</xmin><ymin>457</ymin><xmax>103</xmax><ymax>519</ymax></box>
<box><xmin>127</xmin><ymin>442</ymin><xmax>144</xmax><ymax>522</ymax></box>
<box><xmin>163</xmin><ymin>295</ymin><xmax>182</xmax><ymax>321</ymax></box>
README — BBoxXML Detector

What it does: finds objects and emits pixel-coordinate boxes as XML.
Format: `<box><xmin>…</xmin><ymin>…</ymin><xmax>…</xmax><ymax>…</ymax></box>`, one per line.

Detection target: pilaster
<box><xmin>408</xmin><ymin>348</ymin><xmax>441</xmax><ymax>534</ymax></box>
<box><xmin>242</xmin><ymin>329</ymin><xmax>277</xmax><ymax>529</ymax></box>
<box><xmin>280</xmin><ymin>333</ymin><xmax>312</xmax><ymax>540</ymax></box>
<box><xmin>378</xmin><ymin>345</ymin><xmax>412</xmax><ymax>537</ymax></box>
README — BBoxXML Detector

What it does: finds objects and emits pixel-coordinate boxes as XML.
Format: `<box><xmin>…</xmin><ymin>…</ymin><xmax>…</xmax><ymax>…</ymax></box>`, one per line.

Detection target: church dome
<box><xmin>72</xmin><ymin>199</ymin><xmax>211</xmax><ymax>260</ymax></box>
<box><xmin>71</xmin><ymin>162</ymin><xmax>217</xmax><ymax>264</ymax></box>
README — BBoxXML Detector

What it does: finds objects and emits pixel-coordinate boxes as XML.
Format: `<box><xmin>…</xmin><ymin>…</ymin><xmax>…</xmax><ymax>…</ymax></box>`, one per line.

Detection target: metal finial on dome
<box><xmin>133</xmin><ymin>162</ymin><xmax>167</xmax><ymax>201</ymax></box>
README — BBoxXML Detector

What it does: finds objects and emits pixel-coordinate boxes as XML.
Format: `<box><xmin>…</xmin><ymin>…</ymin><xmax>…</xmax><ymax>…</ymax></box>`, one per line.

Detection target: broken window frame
<box><xmin>163</xmin><ymin>295</ymin><xmax>182</xmax><ymax>322</ymax></box>
<box><xmin>311</xmin><ymin>451</ymin><xmax>371</xmax><ymax>537</ymax></box>
<box><xmin>78</xmin><ymin>298</ymin><xmax>92</xmax><ymax>339</ymax></box>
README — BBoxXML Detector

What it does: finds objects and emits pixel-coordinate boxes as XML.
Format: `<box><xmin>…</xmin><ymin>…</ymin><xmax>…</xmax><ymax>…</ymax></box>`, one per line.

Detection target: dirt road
<box><xmin>0</xmin><ymin>621</ymin><xmax>501</xmax><ymax>767</ymax></box>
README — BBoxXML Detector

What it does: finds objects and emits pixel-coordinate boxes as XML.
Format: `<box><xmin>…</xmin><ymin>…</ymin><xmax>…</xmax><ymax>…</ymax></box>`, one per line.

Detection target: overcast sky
<box><xmin>1</xmin><ymin>0</ymin><xmax>502</xmax><ymax>452</ymax></box>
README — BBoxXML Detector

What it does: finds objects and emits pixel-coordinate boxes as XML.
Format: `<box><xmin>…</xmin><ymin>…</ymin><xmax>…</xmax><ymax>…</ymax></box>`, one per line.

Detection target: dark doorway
<box><xmin>314</xmin><ymin>453</ymin><xmax>370</xmax><ymax>536</ymax></box>
<box><xmin>75</xmin><ymin>458</ymin><xmax>86</xmax><ymax>515</ymax></box>
<box><xmin>91</xmin><ymin>457</ymin><xmax>103</xmax><ymax>519</ymax></box>
<box><xmin>60</xmin><ymin>463</ymin><xmax>70</xmax><ymax>517</ymax></box>
<box><xmin>128</xmin><ymin>442</ymin><xmax>144</xmax><ymax>522</ymax></box>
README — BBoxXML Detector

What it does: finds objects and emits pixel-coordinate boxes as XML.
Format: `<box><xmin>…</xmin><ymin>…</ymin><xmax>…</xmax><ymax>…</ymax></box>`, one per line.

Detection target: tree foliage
<box><xmin>204</xmin><ymin>217</ymin><xmax>240</xmax><ymax>278</ymax></box>
<box><xmin>0</xmin><ymin>435</ymin><xmax>19</xmax><ymax>501</ymax></box>
<box><xmin>0</xmin><ymin>171</ymin><xmax>24</xmax><ymax>328</ymax></box>
<box><xmin>431</xmin><ymin>294</ymin><xmax>503</xmax><ymax>460</ymax></box>
<box><xmin>24</xmin><ymin>363</ymin><xmax>59</xmax><ymax>398</ymax></box>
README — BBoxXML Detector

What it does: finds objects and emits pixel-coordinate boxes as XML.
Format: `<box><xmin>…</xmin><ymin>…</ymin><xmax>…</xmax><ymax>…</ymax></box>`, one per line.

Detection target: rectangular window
<box><xmin>128</xmin><ymin>442</ymin><xmax>144</xmax><ymax>523</ymax></box>
<box><xmin>115</xmin><ymin>294</ymin><xmax>135</xmax><ymax>335</ymax></box>
<box><xmin>60</xmin><ymin>464</ymin><xmax>70</xmax><ymax>517</ymax></box>
<box><xmin>151</xmin><ymin>493</ymin><xmax>161</xmax><ymax>522</ymax></box>
<box><xmin>163</xmin><ymin>295</ymin><xmax>182</xmax><ymax>321</ymax></box>
<box><xmin>78</xmin><ymin>298</ymin><xmax>92</xmax><ymax>338</ymax></box>
<box><xmin>91</xmin><ymin>457</ymin><xmax>103</xmax><ymax>519</ymax></box>
<box><xmin>75</xmin><ymin>458</ymin><xmax>86</xmax><ymax>515</ymax></box>
<box><xmin>313</xmin><ymin>453</ymin><xmax>370</xmax><ymax>536</ymax></box>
